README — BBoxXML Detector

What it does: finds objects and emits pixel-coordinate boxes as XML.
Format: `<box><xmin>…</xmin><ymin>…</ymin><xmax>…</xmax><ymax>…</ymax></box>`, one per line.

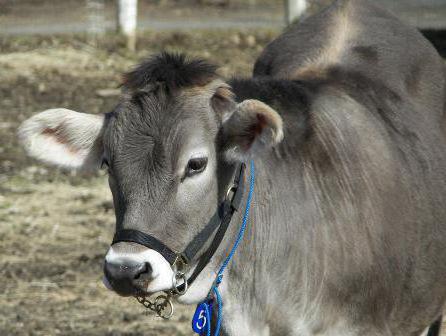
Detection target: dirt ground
<box><xmin>0</xmin><ymin>30</ymin><xmax>276</xmax><ymax>336</ymax></box>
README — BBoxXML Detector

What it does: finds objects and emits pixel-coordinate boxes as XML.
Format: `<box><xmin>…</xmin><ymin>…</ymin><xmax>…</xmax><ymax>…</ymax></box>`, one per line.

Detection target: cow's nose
<box><xmin>103</xmin><ymin>260</ymin><xmax>152</xmax><ymax>296</ymax></box>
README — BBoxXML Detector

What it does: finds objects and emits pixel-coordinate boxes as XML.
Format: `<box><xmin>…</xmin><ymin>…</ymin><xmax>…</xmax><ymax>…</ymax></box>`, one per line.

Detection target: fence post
<box><xmin>284</xmin><ymin>0</ymin><xmax>307</xmax><ymax>25</ymax></box>
<box><xmin>117</xmin><ymin>0</ymin><xmax>138</xmax><ymax>51</ymax></box>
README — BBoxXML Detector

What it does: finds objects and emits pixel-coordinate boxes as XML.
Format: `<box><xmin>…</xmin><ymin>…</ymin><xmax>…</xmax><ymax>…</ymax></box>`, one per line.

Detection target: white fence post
<box><xmin>284</xmin><ymin>0</ymin><xmax>307</xmax><ymax>25</ymax></box>
<box><xmin>117</xmin><ymin>0</ymin><xmax>138</xmax><ymax>51</ymax></box>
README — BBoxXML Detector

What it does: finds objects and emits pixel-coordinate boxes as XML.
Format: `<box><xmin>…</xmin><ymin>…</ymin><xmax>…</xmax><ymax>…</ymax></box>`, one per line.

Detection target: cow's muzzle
<box><xmin>103</xmin><ymin>243</ymin><xmax>176</xmax><ymax>296</ymax></box>
<box><xmin>103</xmin><ymin>259</ymin><xmax>152</xmax><ymax>296</ymax></box>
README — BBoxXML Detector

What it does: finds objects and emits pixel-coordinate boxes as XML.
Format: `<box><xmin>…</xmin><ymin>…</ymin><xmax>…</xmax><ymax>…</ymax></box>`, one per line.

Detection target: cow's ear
<box><xmin>211</xmin><ymin>84</ymin><xmax>237</xmax><ymax>122</ymax></box>
<box><xmin>18</xmin><ymin>108</ymin><xmax>105</xmax><ymax>171</ymax></box>
<box><xmin>220</xmin><ymin>99</ymin><xmax>283</xmax><ymax>161</ymax></box>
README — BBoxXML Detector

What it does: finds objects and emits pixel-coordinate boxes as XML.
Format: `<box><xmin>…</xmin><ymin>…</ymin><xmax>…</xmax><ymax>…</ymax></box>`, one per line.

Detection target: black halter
<box><xmin>111</xmin><ymin>163</ymin><xmax>246</xmax><ymax>291</ymax></box>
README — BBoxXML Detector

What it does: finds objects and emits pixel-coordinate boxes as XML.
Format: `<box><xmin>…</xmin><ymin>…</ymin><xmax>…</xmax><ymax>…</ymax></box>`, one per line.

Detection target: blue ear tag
<box><xmin>192</xmin><ymin>301</ymin><xmax>213</xmax><ymax>334</ymax></box>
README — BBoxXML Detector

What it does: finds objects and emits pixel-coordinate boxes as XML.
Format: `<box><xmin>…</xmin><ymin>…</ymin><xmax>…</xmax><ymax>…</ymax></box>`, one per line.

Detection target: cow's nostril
<box><xmin>104</xmin><ymin>260</ymin><xmax>153</xmax><ymax>296</ymax></box>
<box><xmin>134</xmin><ymin>262</ymin><xmax>152</xmax><ymax>280</ymax></box>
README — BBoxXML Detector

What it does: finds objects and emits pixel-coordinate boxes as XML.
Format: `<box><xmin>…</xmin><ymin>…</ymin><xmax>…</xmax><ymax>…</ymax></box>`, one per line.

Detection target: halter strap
<box><xmin>111</xmin><ymin>163</ymin><xmax>245</xmax><ymax>289</ymax></box>
<box><xmin>112</xmin><ymin>229</ymin><xmax>178</xmax><ymax>265</ymax></box>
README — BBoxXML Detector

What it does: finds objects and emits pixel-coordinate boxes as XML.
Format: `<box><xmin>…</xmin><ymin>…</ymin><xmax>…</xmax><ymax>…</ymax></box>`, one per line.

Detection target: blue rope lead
<box><xmin>216</xmin><ymin>160</ymin><xmax>255</xmax><ymax>284</ymax></box>
<box><xmin>211</xmin><ymin>160</ymin><xmax>255</xmax><ymax>336</ymax></box>
<box><xmin>213</xmin><ymin>287</ymin><xmax>223</xmax><ymax>336</ymax></box>
<box><xmin>192</xmin><ymin>160</ymin><xmax>255</xmax><ymax>336</ymax></box>
<box><xmin>204</xmin><ymin>303</ymin><xmax>211</xmax><ymax>336</ymax></box>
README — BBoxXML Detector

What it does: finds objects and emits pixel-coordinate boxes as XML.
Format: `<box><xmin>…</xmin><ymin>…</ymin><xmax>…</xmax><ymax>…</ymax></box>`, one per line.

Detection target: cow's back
<box><xmin>254</xmin><ymin>0</ymin><xmax>446</xmax><ymax>122</ymax></box>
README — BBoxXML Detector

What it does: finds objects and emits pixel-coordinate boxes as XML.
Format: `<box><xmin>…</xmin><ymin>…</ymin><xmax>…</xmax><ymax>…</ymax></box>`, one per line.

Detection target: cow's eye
<box><xmin>185</xmin><ymin>157</ymin><xmax>208</xmax><ymax>177</ymax></box>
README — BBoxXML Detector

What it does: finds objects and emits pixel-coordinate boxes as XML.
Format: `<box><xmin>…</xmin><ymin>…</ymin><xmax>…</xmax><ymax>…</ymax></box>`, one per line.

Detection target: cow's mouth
<box><xmin>103</xmin><ymin>278</ymin><xmax>154</xmax><ymax>297</ymax></box>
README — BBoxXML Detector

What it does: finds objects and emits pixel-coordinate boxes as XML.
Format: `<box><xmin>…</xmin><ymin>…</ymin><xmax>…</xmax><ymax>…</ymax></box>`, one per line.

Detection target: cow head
<box><xmin>18</xmin><ymin>53</ymin><xmax>283</xmax><ymax>301</ymax></box>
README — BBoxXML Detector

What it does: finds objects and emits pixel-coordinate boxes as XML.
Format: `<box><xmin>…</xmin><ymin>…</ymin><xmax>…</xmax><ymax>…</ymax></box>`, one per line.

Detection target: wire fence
<box><xmin>0</xmin><ymin>1</ymin><xmax>445</xmax><ymax>45</ymax></box>
<box><xmin>0</xmin><ymin>0</ymin><xmax>299</xmax><ymax>49</ymax></box>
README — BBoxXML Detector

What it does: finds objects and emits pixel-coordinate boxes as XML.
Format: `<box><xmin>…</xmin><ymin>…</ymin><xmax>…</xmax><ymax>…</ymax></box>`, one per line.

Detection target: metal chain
<box><xmin>136</xmin><ymin>296</ymin><xmax>156</xmax><ymax>311</ymax></box>
<box><xmin>136</xmin><ymin>294</ymin><xmax>174</xmax><ymax>319</ymax></box>
<box><xmin>135</xmin><ymin>260</ymin><xmax>188</xmax><ymax>319</ymax></box>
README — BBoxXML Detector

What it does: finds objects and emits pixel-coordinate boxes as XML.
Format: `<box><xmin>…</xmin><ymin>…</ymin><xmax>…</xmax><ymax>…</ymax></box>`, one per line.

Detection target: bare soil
<box><xmin>0</xmin><ymin>30</ymin><xmax>276</xmax><ymax>336</ymax></box>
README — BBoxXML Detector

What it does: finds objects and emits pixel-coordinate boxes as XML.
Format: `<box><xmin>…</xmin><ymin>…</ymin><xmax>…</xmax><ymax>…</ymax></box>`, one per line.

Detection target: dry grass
<box><xmin>0</xmin><ymin>175</ymin><xmax>194</xmax><ymax>335</ymax></box>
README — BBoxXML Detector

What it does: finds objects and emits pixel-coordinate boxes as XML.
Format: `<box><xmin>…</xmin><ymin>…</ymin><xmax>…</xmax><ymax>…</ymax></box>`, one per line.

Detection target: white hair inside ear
<box><xmin>18</xmin><ymin>108</ymin><xmax>105</xmax><ymax>171</ymax></box>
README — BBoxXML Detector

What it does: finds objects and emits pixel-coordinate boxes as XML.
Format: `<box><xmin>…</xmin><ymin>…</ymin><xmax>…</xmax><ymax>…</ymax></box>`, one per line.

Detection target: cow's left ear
<box><xmin>18</xmin><ymin>108</ymin><xmax>105</xmax><ymax>171</ymax></box>
<box><xmin>220</xmin><ymin>99</ymin><xmax>283</xmax><ymax>161</ymax></box>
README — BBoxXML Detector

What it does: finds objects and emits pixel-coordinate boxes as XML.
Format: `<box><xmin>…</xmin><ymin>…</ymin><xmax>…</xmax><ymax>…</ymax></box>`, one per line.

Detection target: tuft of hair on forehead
<box><xmin>123</xmin><ymin>52</ymin><xmax>219</xmax><ymax>93</ymax></box>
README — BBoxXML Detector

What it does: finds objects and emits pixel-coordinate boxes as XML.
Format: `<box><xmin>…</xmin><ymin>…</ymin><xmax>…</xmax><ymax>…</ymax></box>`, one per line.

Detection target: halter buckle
<box><xmin>171</xmin><ymin>271</ymin><xmax>188</xmax><ymax>295</ymax></box>
<box><xmin>225</xmin><ymin>184</ymin><xmax>237</xmax><ymax>203</ymax></box>
<box><xmin>173</xmin><ymin>253</ymin><xmax>189</xmax><ymax>270</ymax></box>
<box><xmin>170</xmin><ymin>254</ymin><xmax>189</xmax><ymax>296</ymax></box>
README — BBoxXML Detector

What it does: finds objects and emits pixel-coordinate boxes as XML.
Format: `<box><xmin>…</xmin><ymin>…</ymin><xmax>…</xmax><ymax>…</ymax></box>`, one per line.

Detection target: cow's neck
<box><xmin>209</xmin><ymin>77</ymin><xmax>317</xmax><ymax>332</ymax></box>
<box><xmin>184</xmin><ymin>77</ymin><xmax>325</xmax><ymax>329</ymax></box>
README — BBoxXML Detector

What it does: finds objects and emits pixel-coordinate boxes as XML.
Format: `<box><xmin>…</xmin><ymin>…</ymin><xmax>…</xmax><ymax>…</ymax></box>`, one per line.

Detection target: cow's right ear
<box><xmin>18</xmin><ymin>108</ymin><xmax>105</xmax><ymax>171</ymax></box>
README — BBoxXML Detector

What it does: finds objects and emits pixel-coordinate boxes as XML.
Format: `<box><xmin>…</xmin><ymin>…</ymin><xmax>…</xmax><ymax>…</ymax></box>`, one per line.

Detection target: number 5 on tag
<box><xmin>192</xmin><ymin>301</ymin><xmax>212</xmax><ymax>334</ymax></box>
